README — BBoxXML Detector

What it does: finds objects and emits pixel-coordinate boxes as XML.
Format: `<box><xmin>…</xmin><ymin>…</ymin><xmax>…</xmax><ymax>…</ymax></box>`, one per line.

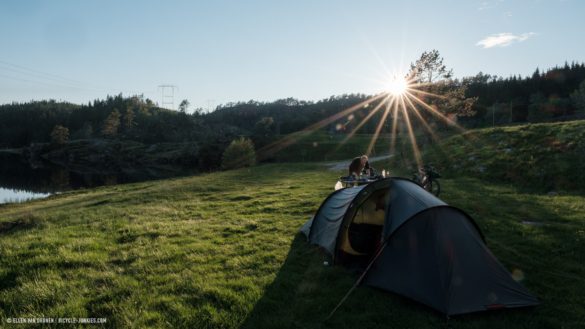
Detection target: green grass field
<box><xmin>270</xmin><ymin>132</ymin><xmax>398</xmax><ymax>162</ymax></box>
<box><xmin>421</xmin><ymin>120</ymin><xmax>585</xmax><ymax>192</ymax></box>
<box><xmin>1</xmin><ymin>123</ymin><xmax>585</xmax><ymax>328</ymax></box>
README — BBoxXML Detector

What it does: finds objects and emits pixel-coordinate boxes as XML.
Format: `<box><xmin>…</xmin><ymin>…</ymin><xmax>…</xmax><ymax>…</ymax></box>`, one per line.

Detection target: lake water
<box><xmin>0</xmin><ymin>152</ymin><xmax>195</xmax><ymax>204</ymax></box>
<box><xmin>0</xmin><ymin>187</ymin><xmax>50</xmax><ymax>204</ymax></box>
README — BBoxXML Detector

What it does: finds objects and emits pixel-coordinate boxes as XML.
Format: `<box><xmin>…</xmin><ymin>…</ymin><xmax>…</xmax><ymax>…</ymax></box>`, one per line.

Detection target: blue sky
<box><xmin>0</xmin><ymin>0</ymin><xmax>583</xmax><ymax>110</ymax></box>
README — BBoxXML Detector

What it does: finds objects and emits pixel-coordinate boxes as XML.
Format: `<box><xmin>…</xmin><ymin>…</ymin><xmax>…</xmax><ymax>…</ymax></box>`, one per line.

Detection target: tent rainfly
<box><xmin>300</xmin><ymin>177</ymin><xmax>539</xmax><ymax>316</ymax></box>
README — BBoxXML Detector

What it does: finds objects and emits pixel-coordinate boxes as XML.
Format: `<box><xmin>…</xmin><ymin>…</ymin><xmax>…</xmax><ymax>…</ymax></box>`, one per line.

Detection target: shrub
<box><xmin>221</xmin><ymin>137</ymin><xmax>256</xmax><ymax>170</ymax></box>
<box><xmin>50</xmin><ymin>125</ymin><xmax>69</xmax><ymax>145</ymax></box>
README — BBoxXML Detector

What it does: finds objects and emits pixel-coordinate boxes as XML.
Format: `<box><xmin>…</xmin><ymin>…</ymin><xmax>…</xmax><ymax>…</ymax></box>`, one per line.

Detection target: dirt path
<box><xmin>324</xmin><ymin>154</ymin><xmax>393</xmax><ymax>171</ymax></box>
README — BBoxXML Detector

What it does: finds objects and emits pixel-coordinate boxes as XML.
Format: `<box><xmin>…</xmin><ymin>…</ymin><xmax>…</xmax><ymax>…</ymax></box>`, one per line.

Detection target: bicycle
<box><xmin>412</xmin><ymin>164</ymin><xmax>441</xmax><ymax>197</ymax></box>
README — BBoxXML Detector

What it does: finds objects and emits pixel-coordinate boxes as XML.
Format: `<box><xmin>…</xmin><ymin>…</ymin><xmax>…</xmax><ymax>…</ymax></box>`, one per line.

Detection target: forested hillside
<box><xmin>1</xmin><ymin>62</ymin><xmax>585</xmax><ymax>171</ymax></box>
<box><xmin>463</xmin><ymin>62</ymin><xmax>585</xmax><ymax>126</ymax></box>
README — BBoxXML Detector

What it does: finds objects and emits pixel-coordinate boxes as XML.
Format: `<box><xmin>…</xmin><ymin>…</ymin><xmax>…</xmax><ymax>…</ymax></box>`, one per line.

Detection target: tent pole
<box><xmin>325</xmin><ymin>240</ymin><xmax>389</xmax><ymax>321</ymax></box>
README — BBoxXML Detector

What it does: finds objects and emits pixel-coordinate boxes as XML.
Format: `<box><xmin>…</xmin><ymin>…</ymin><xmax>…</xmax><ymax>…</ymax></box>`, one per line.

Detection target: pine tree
<box><xmin>179</xmin><ymin>99</ymin><xmax>190</xmax><ymax>113</ymax></box>
<box><xmin>570</xmin><ymin>80</ymin><xmax>585</xmax><ymax>114</ymax></box>
<box><xmin>102</xmin><ymin>109</ymin><xmax>121</xmax><ymax>137</ymax></box>
<box><xmin>409</xmin><ymin>49</ymin><xmax>453</xmax><ymax>83</ymax></box>
<box><xmin>124</xmin><ymin>107</ymin><xmax>135</xmax><ymax>132</ymax></box>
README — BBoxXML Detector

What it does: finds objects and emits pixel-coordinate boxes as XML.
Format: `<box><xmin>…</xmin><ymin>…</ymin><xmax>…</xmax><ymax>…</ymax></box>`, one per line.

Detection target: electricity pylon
<box><xmin>157</xmin><ymin>84</ymin><xmax>178</xmax><ymax>109</ymax></box>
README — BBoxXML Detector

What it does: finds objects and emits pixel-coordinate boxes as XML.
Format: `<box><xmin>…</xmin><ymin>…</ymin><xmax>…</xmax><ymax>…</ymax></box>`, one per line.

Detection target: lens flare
<box><xmin>253</xmin><ymin>66</ymin><xmax>468</xmax><ymax>167</ymax></box>
<box><xmin>386</xmin><ymin>75</ymin><xmax>408</xmax><ymax>96</ymax></box>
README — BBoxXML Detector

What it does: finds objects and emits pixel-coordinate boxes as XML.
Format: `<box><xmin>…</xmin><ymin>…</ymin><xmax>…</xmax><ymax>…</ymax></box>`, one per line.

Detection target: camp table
<box><xmin>338</xmin><ymin>176</ymin><xmax>380</xmax><ymax>188</ymax></box>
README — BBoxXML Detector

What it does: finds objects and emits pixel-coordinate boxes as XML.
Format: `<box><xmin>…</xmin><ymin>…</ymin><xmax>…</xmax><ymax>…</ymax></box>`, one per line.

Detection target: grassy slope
<box><xmin>422</xmin><ymin>120</ymin><xmax>585</xmax><ymax>192</ymax></box>
<box><xmin>1</xmin><ymin>127</ymin><xmax>584</xmax><ymax>328</ymax></box>
<box><xmin>271</xmin><ymin>133</ymin><xmax>396</xmax><ymax>162</ymax></box>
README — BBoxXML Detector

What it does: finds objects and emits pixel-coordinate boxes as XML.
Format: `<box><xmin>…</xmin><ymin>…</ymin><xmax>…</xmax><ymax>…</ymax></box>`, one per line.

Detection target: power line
<box><xmin>0</xmin><ymin>72</ymin><xmax>76</xmax><ymax>89</ymax></box>
<box><xmin>0</xmin><ymin>66</ymin><xmax>101</xmax><ymax>91</ymax></box>
<box><xmin>0</xmin><ymin>59</ymin><xmax>90</xmax><ymax>86</ymax></box>
<box><xmin>0</xmin><ymin>58</ymin><xmax>152</xmax><ymax>96</ymax></box>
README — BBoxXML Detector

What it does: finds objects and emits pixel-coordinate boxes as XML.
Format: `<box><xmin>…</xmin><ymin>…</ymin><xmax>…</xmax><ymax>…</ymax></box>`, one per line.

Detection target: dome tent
<box><xmin>300</xmin><ymin>177</ymin><xmax>539</xmax><ymax>316</ymax></box>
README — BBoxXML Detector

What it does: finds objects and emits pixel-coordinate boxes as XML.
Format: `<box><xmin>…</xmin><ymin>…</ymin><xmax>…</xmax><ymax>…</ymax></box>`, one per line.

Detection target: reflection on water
<box><xmin>0</xmin><ymin>187</ymin><xmax>50</xmax><ymax>204</ymax></box>
<box><xmin>0</xmin><ymin>152</ymin><xmax>196</xmax><ymax>204</ymax></box>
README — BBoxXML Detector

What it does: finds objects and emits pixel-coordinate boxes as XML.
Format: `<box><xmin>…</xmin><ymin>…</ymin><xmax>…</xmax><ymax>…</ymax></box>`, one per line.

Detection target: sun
<box><xmin>255</xmin><ymin>64</ymin><xmax>467</xmax><ymax>172</ymax></box>
<box><xmin>386</xmin><ymin>75</ymin><xmax>409</xmax><ymax>96</ymax></box>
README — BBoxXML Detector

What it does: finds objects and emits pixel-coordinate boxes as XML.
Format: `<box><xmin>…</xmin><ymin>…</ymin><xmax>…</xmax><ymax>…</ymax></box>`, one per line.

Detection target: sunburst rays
<box><xmin>255</xmin><ymin>73</ymin><xmax>467</xmax><ymax>167</ymax></box>
<box><xmin>256</xmin><ymin>93</ymin><xmax>385</xmax><ymax>160</ymax></box>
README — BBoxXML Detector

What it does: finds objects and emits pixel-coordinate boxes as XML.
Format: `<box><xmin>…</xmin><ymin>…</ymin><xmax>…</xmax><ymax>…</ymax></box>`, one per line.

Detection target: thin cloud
<box><xmin>478</xmin><ymin>1</ymin><xmax>492</xmax><ymax>10</ymax></box>
<box><xmin>478</xmin><ymin>0</ymin><xmax>505</xmax><ymax>11</ymax></box>
<box><xmin>476</xmin><ymin>32</ymin><xmax>535</xmax><ymax>48</ymax></box>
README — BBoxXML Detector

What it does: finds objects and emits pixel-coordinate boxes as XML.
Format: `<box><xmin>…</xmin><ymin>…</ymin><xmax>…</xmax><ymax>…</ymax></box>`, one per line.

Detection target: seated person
<box><xmin>349</xmin><ymin>155</ymin><xmax>372</xmax><ymax>177</ymax></box>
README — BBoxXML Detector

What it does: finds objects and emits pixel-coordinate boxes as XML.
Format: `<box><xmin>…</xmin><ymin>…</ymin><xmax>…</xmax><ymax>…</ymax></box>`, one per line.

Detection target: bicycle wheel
<box><xmin>430</xmin><ymin>180</ymin><xmax>441</xmax><ymax>197</ymax></box>
<box><xmin>422</xmin><ymin>179</ymin><xmax>432</xmax><ymax>193</ymax></box>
